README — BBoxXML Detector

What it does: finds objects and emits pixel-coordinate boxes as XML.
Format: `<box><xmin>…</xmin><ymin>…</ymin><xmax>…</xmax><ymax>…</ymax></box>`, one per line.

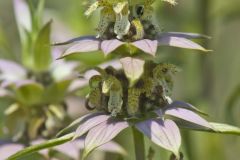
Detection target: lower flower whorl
<box><xmin>86</xmin><ymin>62</ymin><xmax>178</xmax><ymax>118</ymax></box>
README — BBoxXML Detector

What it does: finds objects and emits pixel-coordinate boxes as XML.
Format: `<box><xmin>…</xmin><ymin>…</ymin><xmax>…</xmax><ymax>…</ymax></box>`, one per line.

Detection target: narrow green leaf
<box><xmin>177</xmin><ymin>120</ymin><xmax>240</xmax><ymax>135</ymax></box>
<box><xmin>44</xmin><ymin>80</ymin><xmax>71</xmax><ymax>104</ymax></box>
<box><xmin>26</xmin><ymin>0</ymin><xmax>41</xmax><ymax>34</ymax></box>
<box><xmin>33</xmin><ymin>21</ymin><xmax>52</xmax><ymax>71</ymax></box>
<box><xmin>7</xmin><ymin>133</ymin><xmax>74</xmax><ymax>160</ymax></box>
<box><xmin>13</xmin><ymin>0</ymin><xmax>32</xmax><ymax>44</ymax></box>
<box><xmin>36</xmin><ymin>0</ymin><xmax>45</xmax><ymax>29</ymax></box>
<box><xmin>210</xmin><ymin>122</ymin><xmax>240</xmax><ymax>135</ymax></box>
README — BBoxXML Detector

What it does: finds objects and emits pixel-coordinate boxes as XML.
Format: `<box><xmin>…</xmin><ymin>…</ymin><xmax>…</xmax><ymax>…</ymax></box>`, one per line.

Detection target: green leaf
<box><xmin>15</xmin><ymin>82</ymin><xmax>44</xmax><ymax>106</ymax></box>
<box><xmin>36</xmin><ymin>0</ymin><xmax>45</xmax><ymax>30</ymax></box>
<box><xmin>7</xmin><ymin>133</ymin><xmax>74</xmax><ymax>160</ymax></box>
<box><xmin>65</xmin><ymin>51</ymin><xmax>105</xmax><ymax>66</ymax></box>
<box><xmin>33</xmin><ymin>21</ymin><xmax>52</xmax><ymax>72</ymax></box>
<box><xmin>0</xmin><ymin>98</ymin><xmax>12</xmax><ymax>136</ymax></box>
<box><xmin>44</xmin><ymin>80</ymin><xmax>71</xmax><ymax>104</ymax></box>
<box><xmin>177</xmin><ymin>120</ymin><xmax>240</xmax><ymax>135</ymax></box>
<box><xmin>26</xmin><ymin>0</ymin><xmax>42</xmax><ymax>34</ymax></box>
<box><xmin>210</xmin><ymin>122</ymin><xmax>240</xmax><ymax>135</ymax></box>
<box><xmin>17</xmin><ymin>152</ymin><xmax>47</xmax><ymax>160</ymax></box>
<box><xmin>4</xmin><ymin>104</ymin><xmax>26</xmax><ymax>141</ymax></box>
<box><xmin>13</xmin><ymin>0</ymin><xmax>32</xmax><ymax>44</ymax></box>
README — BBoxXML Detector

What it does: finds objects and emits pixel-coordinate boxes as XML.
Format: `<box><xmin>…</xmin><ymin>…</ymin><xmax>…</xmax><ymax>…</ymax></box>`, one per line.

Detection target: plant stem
<box><xmin>199</xmin><ymin>0</ymin><xmax>213</xmax><ymax>100</ymax></box>
<box><xmin>132</xmin><ymin>127</ymin><xmax>146</xmax><ymax>160</ymax></box>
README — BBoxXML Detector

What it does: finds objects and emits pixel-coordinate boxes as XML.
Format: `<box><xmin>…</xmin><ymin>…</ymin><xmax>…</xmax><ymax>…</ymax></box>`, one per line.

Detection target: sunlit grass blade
<box><xmin>7</xmin><ymin>133</ymin><xmax>74</xmax><ymax>160</ymax></box>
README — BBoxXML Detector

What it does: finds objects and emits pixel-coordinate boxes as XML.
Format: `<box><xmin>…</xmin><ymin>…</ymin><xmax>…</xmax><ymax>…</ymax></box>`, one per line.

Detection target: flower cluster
<box><xmin>50</xmin><ymin>1</ymin><xmax>240</xmax><ymax>159</ymax></box>
<box><xmin>51</xmin><ymin>0</ymin><xmax>217</xmax><ymax>159</ymax></box>
<box><xmin>86</xmin><ymin>63</ymin><xmax>178</xmax><ymax>117</ymax></box>
<box><xmin>0</xmin><ymin>55</ymin><xmax>80</xmax><ymax>141</ymax></box>
<box><xmin>0</xmin><ymin>0</ymin><xmax>81</xmax><ymax>141</ymax></box>
<box><xmin>85</xmin><ymin>0</ymin><xmax>169</xmax><ymax>40</ymax></box>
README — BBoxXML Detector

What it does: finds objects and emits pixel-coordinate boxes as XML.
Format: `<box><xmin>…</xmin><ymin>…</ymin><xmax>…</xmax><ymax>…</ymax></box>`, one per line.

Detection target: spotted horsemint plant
<box><xmin>8</xmin><ymin>0</ymin><xmax>240</xmax><ymax>160</ymax></box>
<box><xmin>0</xmin><ymin>0</ymin><xmax>84</xmax><ymax>142</ymax></box>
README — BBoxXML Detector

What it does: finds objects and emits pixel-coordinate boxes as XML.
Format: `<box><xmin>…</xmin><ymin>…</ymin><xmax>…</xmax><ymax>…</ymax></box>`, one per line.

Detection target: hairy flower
<box><xmin>59</xmin><ymin>98</ymin><xmax>229</xmax><ymax>159</ymax></box>
<box><xmin>54</xmin><ymin>0</ymin><xmax>210</xmax><ymax>87</ymax></box>
<box><xmin>55</xmin><ymin>32</ymin><xmax>209</xmax><ymax>86</ymax></box>
<box><xmin>55</xmin><ymin>64</ymin><xmax>237</xmax><ymax>159</ymax></box>
<box><xmin>84</xmin><ymin>0</ymin><xmax>177</xmax><ymax>40</ymax></box>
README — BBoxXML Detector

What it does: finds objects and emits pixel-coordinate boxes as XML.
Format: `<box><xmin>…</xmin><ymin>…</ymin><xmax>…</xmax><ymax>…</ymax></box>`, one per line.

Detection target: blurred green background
<box><xmin>0</xmin><ymin>0</ymin><xmax>240</xmax><ymax>160</ymax></box>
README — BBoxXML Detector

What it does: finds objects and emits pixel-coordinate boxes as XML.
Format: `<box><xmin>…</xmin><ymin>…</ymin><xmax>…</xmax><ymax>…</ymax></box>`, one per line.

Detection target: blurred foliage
<box><xmin>1</xmin><ymin>0</ymin><xmax>240</xmax><ymax>160</ymax></box>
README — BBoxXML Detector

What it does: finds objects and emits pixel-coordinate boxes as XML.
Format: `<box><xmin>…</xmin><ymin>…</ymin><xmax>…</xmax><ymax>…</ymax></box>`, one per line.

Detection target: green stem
<box><xmin>132</xmin><ymin>127</ymin><xmax>146</xmax><ymax>160</ymax></box>
<box><xmin>199</xmin><ymin>0</ymin><xmax>213</xmax><ymax>100</ymax></box>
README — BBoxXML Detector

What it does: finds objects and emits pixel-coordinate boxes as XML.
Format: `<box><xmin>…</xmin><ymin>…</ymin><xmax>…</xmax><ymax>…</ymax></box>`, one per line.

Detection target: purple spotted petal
<box><xmin>162</xmin><ymin>107</ymin><xmax>212</xmax><ymax>129</ymax></box>
<box><xmin>73</xmin><ymin>114</ymin><xmax>111</xmax><ymax>139</ymax></box>
<box><xmin>58</xmin><ymin>37</ymin><xmax>101</xmax><ymax>59</ymax></box>
<box><xmin>57</xmin><ymin>112</ymin><xmax>108</xmax><ymax>137</ymax></box>
<box><xmin>101</xmin><ymin>39</ymin><xmax>124</xmax><ymax>56</ymax></box>
<box><xmin>83</xmin><ymin>119</ymin><xmax>129</xmax><ymax>158</ymax></box>
<box><xmin>131</xmin><ymin>39</ymin><xmax>158</xmax><ymax>56</ymax></box>
<box><xmin>159</xmin><ymin>32</ymin><xmax>210</xmax><ymax>39</ymax></box>
<box><xmin>136</xmin><ymin>119</ymin><xmax>181</xmax><ymax>156</ymax></box>
<box><xmin>157</xmin><ymin>35</ymin><xmax>209</xmax><ymax>51</ymax></box>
